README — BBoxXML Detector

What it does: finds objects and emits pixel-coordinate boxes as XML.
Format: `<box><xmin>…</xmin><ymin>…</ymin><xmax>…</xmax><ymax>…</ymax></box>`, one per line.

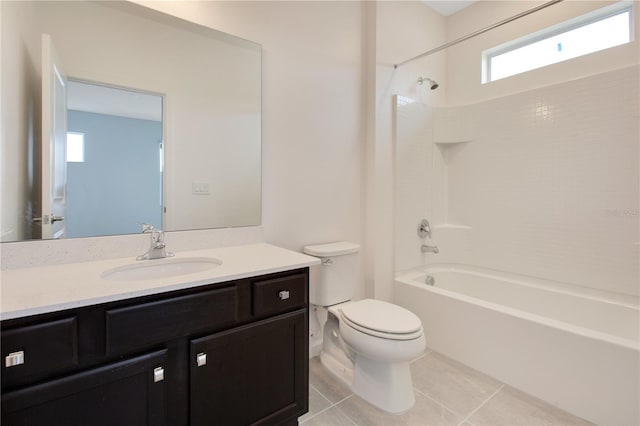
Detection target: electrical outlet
<box><xmin>192</xmin><ymin>181</ymin><xmax>210</xmax><ymax>195</ymax></box>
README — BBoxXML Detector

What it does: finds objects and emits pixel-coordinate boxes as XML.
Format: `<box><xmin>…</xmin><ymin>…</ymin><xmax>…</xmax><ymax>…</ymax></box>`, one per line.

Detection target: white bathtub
<box><xmin>394</xmin><ymin>264</ymin><xmax>639</xmax><ymax>426</ymax></box>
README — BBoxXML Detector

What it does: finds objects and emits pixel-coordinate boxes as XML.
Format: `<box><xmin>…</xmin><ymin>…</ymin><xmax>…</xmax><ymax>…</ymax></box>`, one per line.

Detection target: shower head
<box><xmin>418</xmin><ymin>77</ymin><xmax>439</xmax><ymax>90</ymax></box>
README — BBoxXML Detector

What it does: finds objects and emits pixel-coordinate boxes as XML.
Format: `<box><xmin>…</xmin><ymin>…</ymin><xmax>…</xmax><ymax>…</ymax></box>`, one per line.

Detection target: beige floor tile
<box><xmin>309</xmin><ymin>357</ymin><xmax>353</xmax><ymax>403</ymax></box>
<box><xmin>336</xmin><ymin>391</ymin><xmax>463</xmax><ymax>426</ymax></box>
<box><xmin>302</xmin><ymin>406</ymin><xmax>356</xmax><ymax>426</ymax></box>
<box><xmin>411</xmin><ymin>352</ymin><xmax>503</xmax><ymax>417</ymax></box>
<box><xmin>299</xmin><ymin>385</ymin><xmax>333</xmax><ymax>423</ymax></box>
<box><xmin>468</xmin><ymin>386</ymin><xmax>594</xmax><ymax>426</ymax></box>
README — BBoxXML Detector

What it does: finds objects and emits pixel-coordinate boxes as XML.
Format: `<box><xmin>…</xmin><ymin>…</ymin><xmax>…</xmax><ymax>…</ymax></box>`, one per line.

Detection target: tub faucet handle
<box><xmin>418</xmin><ymin>219</ymin><xmax>432</xmax><ymax>239</ymax></box>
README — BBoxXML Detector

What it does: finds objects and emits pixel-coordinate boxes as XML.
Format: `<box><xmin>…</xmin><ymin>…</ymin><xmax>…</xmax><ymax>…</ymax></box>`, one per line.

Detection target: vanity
<box><xmin>0</xmin><ymin>1</ymin><xmax>308</xmax><ymax>423</ymax></box>
<box><xmin>1</xmin><ymin>243</ymin><xmax>319</xmax><ymax>425</ymax></box>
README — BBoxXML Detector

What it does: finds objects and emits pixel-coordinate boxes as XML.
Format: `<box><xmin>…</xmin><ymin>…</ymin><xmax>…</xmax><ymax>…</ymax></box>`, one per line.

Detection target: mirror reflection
<box><xmin>67</xmin><ymin>81</ymin><xmax>163</xmax><ymax>238</ymax></box>
<box><xmin>1</xmin><ymin>1</ymin><xmax>262</xmax><ymax>243</ymax></box>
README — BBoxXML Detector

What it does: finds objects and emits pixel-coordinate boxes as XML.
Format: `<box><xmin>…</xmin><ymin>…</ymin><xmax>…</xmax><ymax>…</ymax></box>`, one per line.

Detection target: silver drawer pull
<box><xmin>154</xmin><ymin>367</ymin><xmax>164</xmax><ymax>382</ymax></box>
<box><xmin>279</xmin><ymin>290</ymin><xmax>290</xmax><ymax>300</ymax></box>
<box><xmin>5</xmin><ymin>351</ymin><xmax>24</xmax><ymax>368</ymax></box>
<box><xmin>197</xmin><ymin>352</ymin><xmax>207</xmax><ymax>367</ymax></box>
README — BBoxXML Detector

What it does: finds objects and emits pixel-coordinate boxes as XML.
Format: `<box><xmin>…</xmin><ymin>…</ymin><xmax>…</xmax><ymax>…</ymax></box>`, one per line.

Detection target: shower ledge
<box><xmin>434</xmin><ymin>139</ymin><xmax>473</xmax><ymax>145</ymax></box>
<box><xmin>433</xmin><ymin>224</ymin><xmax>472</xmax><ymax>230</ymax></box>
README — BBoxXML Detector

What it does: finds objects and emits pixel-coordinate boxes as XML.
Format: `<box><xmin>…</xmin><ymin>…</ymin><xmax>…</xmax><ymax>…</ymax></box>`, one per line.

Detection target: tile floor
<box><xmin>299</xmin><ymin>349</ymin><xmax>594</xmax><ymax>426</ymax></box>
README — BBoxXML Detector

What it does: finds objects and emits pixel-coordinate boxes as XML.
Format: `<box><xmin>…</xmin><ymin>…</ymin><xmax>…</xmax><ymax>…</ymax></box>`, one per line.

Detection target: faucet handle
<box><xmin>139</xmin><ymin>223</ymin><xmax>155</xmax><ymax>233</ymax></box>
<box><xmin>418</xmin><ymin>219</ymin><xmax>432</xmax><ymax>239</ymax></box>
<box><xmin>152</xmin><ymin>229</ymin><xmax>165</xmax><ymax>243</ymax></box>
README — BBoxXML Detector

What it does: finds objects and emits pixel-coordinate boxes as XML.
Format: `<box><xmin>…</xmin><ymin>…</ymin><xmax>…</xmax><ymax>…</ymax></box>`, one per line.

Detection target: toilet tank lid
<box><xmin>303</xmin><ymin>241</ymin><xmax>360</xmax><ymax>257</ymax></box>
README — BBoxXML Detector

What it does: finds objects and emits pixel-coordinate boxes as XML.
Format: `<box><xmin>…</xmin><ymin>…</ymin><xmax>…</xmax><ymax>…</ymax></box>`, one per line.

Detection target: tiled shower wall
<box><xmin>395</xmin><ymin>65</ymin><xmax>639</xmax><ymax>297</ymax></box>
<box><xmin>394</xmin><ymin>96</ymin><xmax>434</xmax><ymax>273</ymax></box>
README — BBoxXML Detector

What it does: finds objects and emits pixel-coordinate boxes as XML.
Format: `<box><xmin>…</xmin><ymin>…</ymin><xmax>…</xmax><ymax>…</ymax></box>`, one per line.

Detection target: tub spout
<box><xmin>421</xmin><ymin>244</ymin><xmax>439</xmax><ymax>254</ymax></box>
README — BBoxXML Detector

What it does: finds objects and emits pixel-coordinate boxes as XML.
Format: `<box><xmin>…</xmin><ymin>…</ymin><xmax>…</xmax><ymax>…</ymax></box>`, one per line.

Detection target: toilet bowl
<box><xmin>304</xmin><ymin>242</ymin><xmax>426</xmax><ymax>414</ymax></box>
<box><xmin>331</xmin><ymin>299</ymin><xmax>426</xmax><ymax>413</ymax></box>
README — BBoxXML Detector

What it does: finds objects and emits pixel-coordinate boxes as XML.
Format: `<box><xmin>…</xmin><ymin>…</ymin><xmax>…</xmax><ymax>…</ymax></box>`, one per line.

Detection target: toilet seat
<box><xmin>339</xmin><ymin>299</ymin><xmax>423</xmax><ymax>341</ymax></box>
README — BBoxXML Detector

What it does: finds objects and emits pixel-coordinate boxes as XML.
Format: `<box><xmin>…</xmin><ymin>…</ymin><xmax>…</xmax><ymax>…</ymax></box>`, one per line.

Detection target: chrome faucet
<box><xmin>421</xmin><ymin>244</ymin><xmax>439</xmax><ymax>254</ymax></box>
<box><xmin>137</xmin><ymin>227</ymin><xmax>174</xmax><ymax>260</ymax></box>
<box><xmin>418</xmin><ymin>219</ymin><xmax>439</xmax><ymax>254</ymax></box>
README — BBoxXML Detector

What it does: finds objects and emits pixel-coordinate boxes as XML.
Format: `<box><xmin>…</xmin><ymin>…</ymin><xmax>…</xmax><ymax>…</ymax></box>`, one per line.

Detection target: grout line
<box><xmin>310</xmin><ymin>383</ymin><xmax>336</xmax><ymax>406</ymax></box>
<box><xmin>299</xmin><ymin>403</ymin><xmax>335</xmax><ymax>424</ymax></box>
<box><xmin>414</xmin><ymin>387</ymin><xmax>469</xmax><ymax>422</ymax></box>
<box><xmin>333</xmin><ymin>396</ymin><xmax>359</xmax><ymax>426</ymax></box>
<box><xmin>300</xmin><ymin>384</ymin><xmax>343</xmax><ymax>424</ymax></box>
<box><xmin>459</xmin><ymin>384</ymin><xmax>505</xmax><ymax>425</ymax></box>
<box><xmin>333</xmin><ymin>393</ymin><xmax>355</xmax><ymax>406</ymax></box>
<box><xmin>411</xmin><ymin>348</ymin><xmax>433</xmax><ymax>364</ymax></box>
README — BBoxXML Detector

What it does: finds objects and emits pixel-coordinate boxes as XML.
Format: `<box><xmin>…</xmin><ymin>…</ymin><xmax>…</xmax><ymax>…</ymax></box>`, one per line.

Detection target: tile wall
<box><xmin>395</xmin><ymin>65</ymin><xmax>639</xmax><ymax>297</ymax></box>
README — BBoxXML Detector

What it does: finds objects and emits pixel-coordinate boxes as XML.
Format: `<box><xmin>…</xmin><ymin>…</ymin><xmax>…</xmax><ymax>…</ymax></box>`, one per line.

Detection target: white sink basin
<box><xmin>101</xmin><ymin>257</ymin><xmax>222</xmax><ymax>281</ymax></box>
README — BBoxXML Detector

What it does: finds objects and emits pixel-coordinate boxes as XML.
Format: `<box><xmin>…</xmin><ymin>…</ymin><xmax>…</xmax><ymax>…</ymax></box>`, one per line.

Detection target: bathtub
<box><xmin>394</xmin><ymin>264</ymin><xmax>639</xmax><ymax>426</ymax></box>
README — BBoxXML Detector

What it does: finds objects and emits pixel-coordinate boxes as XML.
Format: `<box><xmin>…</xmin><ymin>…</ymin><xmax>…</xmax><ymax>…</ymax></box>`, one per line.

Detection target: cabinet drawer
<box><xmin>1</xmin><ymin>317</ymin><xmax>78</xmax><ymax>387</ymax></box>
<box><xmin>106</xmin><ymin>286</ymin><xmax>238</xmax><ymax>355</ymax></box>
<box><xmin>252</xmin><ymin>273</ymin><xmax>307</xmax><ymax>317</ymax></box>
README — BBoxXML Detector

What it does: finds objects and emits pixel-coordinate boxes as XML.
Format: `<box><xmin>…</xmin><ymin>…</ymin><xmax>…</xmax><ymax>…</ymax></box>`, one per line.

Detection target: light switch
<box><xmin>192</xmin><ymin>181</ymin><xmax>210</xmax><ymax>195</ymax></box>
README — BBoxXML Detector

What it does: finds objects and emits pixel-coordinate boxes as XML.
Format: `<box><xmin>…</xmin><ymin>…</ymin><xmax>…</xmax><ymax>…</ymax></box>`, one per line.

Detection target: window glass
<box><xmin>67</xmin><ymin>132</ymin><xmax>85</xmax><ymax>163</ymax></box>
<box><xmin>485</xmin><ymin>5</ymin><xmax>632</xmax><ymax>83</ymax></box>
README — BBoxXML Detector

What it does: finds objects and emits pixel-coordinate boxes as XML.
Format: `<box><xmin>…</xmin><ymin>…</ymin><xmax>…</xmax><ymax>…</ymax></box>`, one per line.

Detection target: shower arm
<box><xmin>394</xmin><ymin>0</ymin><xmax>564</xmax><ymax>68</ymax></box>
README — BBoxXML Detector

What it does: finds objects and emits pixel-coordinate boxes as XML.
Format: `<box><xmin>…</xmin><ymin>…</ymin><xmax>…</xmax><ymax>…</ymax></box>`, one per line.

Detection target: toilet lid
<box><xmin>340</xmin><ymin>299</ymin><xmax>422</xmax><ymax>335</ymax></box>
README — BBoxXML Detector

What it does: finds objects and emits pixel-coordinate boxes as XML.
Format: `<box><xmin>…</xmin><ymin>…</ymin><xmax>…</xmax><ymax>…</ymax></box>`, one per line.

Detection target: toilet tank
<box><xmin>303</xmin><ymin>241</ymin><xmax>360</xmax><ymax>306</ymax></box>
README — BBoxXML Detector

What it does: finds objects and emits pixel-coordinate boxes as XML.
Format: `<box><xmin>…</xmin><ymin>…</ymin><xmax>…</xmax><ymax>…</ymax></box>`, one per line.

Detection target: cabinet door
<box><xmin>191</xmin><ymin>310</ymin><xmax>308</xmax><ymax>426</ymax></box>
<box><xmin>1</xmin><ymin>349</ymin><xmax>167</xmax><ymax>426</ymax></box>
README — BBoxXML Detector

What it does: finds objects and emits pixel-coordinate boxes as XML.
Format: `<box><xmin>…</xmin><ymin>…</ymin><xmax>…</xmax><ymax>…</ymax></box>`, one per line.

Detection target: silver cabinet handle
<box><xmin>279</xmin><ymin>290</ymin><xmax>290</xmax><ymax>300</ymax></box>
<box><xmin>197</xmin><ymin>352</ymin><xmax>207</xmax><ymax>367</ymax></box>
<box><xmin>5</xmin><ymin>351</ymin><xmax>24</xmax><ymax>367</ymax></box>
<box><xmin>154</xmin><ymin>367</ymin><xmax>164</xmax><ymax>382</ymax></box>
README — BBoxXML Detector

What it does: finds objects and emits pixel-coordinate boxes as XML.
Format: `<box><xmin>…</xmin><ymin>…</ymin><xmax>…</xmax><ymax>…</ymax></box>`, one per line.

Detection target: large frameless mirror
<box><xmin>1</xmin><ymin>1</ymin><xmax>262</xmax><ymax>242</ymax></box>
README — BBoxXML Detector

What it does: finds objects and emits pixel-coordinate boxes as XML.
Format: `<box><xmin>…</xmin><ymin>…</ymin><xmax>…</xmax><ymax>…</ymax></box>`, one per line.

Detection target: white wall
<box><xmin>393</xmin><ymin>97</ymin><xmax>436</xmax><ymax>272</ymax></box>
<box><xmin>136</xmin><ymin>1</ymin><xmax>366</xmax><ymax>297</ymax></box>
<box><xmin>443</xmin><ymin>1</ymin><xmax>639</xmax><ymax>297</ymax></box>
<box><xmin>446</xmin><ymin>0</ymin><xmax>640</xmax><ymax>105</ymax></box>
<box><xmin>437</xmin><ymin>66</ymin><xmax>639</xmax><ymax>296</ymax></box>
<box><xmin>392</xmin><ymin>1</ymin><xmax>640</xmax><ymax>298</ymax></box>
<box><xmin>2</xmin><ymin>1</ymin><xmax>366</xmax><ymax>302</ymax></box>
<box><xmin>374</xmin><ymin>1</ymin><xmax>447</xmax><ymax>300</ymax></box>
<box><xmin>0</xmin><ymin>2</ymin><xmax>41</xmax><ymax>242</ymax></box>
<box><xmin>1</xmin><ymin>1</ymin><xmax>262</xmax><ymax>239</ymax></box>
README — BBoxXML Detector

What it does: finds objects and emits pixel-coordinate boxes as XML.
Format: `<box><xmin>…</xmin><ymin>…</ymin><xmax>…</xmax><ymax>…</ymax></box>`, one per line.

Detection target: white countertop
<box><xmin>0</xmin><ymin>243</ymin><xmax>320</xmax><ymax>320</ymax></box>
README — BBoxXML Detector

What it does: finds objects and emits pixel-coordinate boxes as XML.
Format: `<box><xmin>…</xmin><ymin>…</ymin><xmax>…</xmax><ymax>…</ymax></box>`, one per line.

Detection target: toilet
<box><xmin>303</xmin><ymin>242</ymin><xmax>426</xmax><ymax>414</ymax></box>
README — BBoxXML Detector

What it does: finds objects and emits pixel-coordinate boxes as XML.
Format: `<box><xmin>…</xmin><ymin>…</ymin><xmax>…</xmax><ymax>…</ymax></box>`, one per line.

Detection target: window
<box><xmin>484</xmin><ymin>2</ymin><xmax>633</xmax><ymax>83</ymax></box>
<box><xmin>66</xmin><ymin>132</ymin><xmax>85</xmax><ymax>163</ymax></box>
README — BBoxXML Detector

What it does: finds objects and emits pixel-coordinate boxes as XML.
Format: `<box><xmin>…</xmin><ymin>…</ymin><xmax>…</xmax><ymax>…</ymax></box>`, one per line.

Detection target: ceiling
<box><xmin>423</xmin><ymin>1</ymin><xmax>476</xmax><ymax>16</ymax></box>
<box><xmin>67</xmin><ymin>80</ymin><xmax>162</xmax><ymax>122</ymax></box>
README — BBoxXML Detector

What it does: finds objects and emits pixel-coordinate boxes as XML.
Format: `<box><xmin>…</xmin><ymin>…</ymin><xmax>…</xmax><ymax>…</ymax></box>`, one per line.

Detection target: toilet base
<box><xmin>320</xmin><ymin>350</ymin><xmax>417</xmax><ymax>415</ymax></box>
<box><xmin>317</xmin><ymin>306</ymin><xmax>421</xmax><ymax>414</ymax></box>
<box><xmin>320</xmin><ymin>350</ymin><xmax>354</xmax><ymax>389</ymax></box>
<box><xmin>352</xmin><ymin>355</ymin><xmax>416</xmax><ymax>414</ymax></box>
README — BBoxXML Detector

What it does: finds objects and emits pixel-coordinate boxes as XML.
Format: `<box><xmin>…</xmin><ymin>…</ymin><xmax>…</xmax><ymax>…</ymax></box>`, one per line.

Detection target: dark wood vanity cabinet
<box><xmin>2</xmin><ymin>350</ymin><xmax>168</xmax><ymax>426</ymax></box>
<box><xmin>191</xmin><ymin>310</ymin><xmax>307</xmax><ymax>426</ymax></box>
<box><xmin>1</xmin><ymin>268</ymin><xmax>309</xmax><ymax>426</ymax></box>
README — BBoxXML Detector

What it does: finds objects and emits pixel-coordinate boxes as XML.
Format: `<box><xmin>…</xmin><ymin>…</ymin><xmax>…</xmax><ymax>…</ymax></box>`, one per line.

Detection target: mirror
<box><xmin>1</xmin><ymin>1</ymin><xmax>262</xmax><ymax>242</ymax></box>
<box><xmin>67</xmin><ymin>80</ymin><xmax>164</xmax><ymax>238</ymax></box>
